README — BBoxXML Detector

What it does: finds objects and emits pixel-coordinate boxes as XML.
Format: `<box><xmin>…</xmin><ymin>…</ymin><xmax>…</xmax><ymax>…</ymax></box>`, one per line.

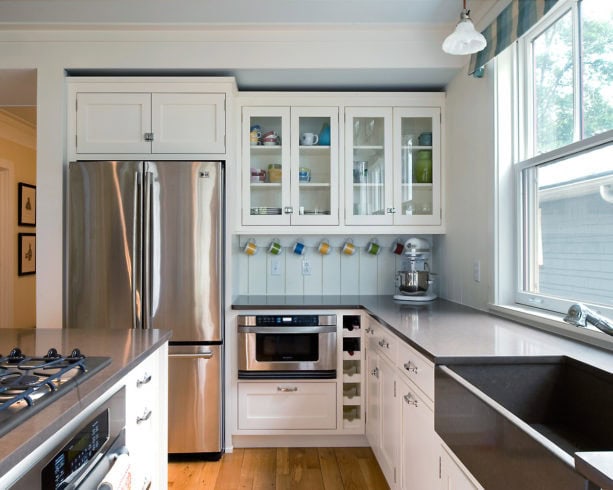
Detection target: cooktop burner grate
<box><xmin>0</xmin><ymin>347</ymin><xmax>111</xmax><ymax>438</ymax></box>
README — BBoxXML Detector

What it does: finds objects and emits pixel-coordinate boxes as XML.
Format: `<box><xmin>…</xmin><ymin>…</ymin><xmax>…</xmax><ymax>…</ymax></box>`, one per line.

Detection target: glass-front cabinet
<box><xmin>242</xmin><ymin>106</ymin><xmax>339</xmax><ymax>226</ymax></box>
<box><xmin>345</xmin><ymin>107</ymin><xmax>394</xmax><ymax>225</ymax></box>
<box><xmin>345</xmin><ymin>106</ymin><xmax>441</xmax><ymax>226</ymax></box>
<box><xmin>393</xmin><ymin>107</ymin><xmax>441</xmax><ymax>226</ymax></box>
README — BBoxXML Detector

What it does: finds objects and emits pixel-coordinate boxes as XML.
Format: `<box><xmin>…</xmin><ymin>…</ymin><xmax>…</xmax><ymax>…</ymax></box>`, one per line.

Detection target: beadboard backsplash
<box><xmin>234</xmin><ymin>235</ymin><xmax>433</xmax><ymax>296</ymax></box>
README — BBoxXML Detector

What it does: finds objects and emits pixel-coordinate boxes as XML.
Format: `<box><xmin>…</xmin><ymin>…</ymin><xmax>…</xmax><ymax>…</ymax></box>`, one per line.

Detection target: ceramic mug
<box><xmin>341</xmin><ymin>239</ymin><xmax>356</xmax><ymax>256</ymax></box>
<box><xmin>293</xmin><ymin>241</ymin><xmax>306</xmax><ymax>255</ymax></box>
<box><xmin>366</xmin><ymin>239</ymin><xmax>381</xmax><ymax>255</ymax></box>
<box><xmin>392</xmin><ymin>241</ymin><xmax>405</xmax><ymax>255</ymax></box>
<box><xmin>268</xmin><ymin>239</ymin><xmax>282</xmax><ymax>255</ymax></box>
<box><xmin>300</xmin><ymin>133</ymin><xmax>319</xmax><ymax>146</ymax></box>
<box><xmin>317</xmin><ymin>239</ymin><xmax>331</xmax><ymax>255</ymax></box>
<box><xmin>244</xmin><ymin>239</ymin><xmax>257</xmax><ymax>256</ymax></box>
<box><xmin>250</xmin><ymin>129</ymin><xmax>261</xmax><ymax>146</ymax></box>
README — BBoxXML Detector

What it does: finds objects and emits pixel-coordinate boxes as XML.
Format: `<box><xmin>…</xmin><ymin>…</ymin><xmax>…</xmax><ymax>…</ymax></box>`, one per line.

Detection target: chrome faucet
<box><xmin>563</xmin><ymin>304</ymin><xmax>613</xmax><ymax>336</ymax></box>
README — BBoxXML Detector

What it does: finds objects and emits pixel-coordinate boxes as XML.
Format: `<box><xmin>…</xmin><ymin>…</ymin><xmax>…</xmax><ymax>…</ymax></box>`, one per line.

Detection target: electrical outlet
<box><xmin>473</xmin><ymin>260</ymin><xmax>481</xmax><ymax>283</ymax></box>
<box><xmin>271</xmin><ymin>259</ymin><xmax>281</xmax><ymax>276</ymax></box>
<box><xmin>302</xmin><ymin>258</ymin><xmax>312</xmax><ymax>276</ymax></box>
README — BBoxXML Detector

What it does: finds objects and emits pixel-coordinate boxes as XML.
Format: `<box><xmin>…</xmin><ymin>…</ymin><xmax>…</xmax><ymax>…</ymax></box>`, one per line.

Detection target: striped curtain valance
<box><xmin>469</xmin><ymin>0</ymin><xmax>560</xmax><ymax>75</ymax></box>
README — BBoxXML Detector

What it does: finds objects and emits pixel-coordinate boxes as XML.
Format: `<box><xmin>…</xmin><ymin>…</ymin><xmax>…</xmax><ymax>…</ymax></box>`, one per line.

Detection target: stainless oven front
<box><xmin>237</xmin><ymin>314</ymin><xmax>337</xmax><ymax>379</ymax></box>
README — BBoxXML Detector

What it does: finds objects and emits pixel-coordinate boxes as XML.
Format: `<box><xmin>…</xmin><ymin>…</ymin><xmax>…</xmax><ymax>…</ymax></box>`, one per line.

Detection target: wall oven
<box><xmin>237</xmin><ymin>314</ymin><xmax>337</xmax><ymax>379</ymax></box>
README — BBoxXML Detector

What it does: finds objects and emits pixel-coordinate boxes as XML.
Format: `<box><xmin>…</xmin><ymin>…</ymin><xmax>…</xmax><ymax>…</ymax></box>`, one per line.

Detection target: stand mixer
<box><xmin>393</xmin><ymin>237</ymin><xmax>437</xmax><ymax>302</ymax></box>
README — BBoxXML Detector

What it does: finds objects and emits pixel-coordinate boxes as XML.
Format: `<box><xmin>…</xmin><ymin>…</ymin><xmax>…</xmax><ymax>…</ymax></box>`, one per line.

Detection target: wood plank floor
<box><xmin>168</xmin><ymin>447</ymin><xmax>390</xmax><ymax>490</ymax></box>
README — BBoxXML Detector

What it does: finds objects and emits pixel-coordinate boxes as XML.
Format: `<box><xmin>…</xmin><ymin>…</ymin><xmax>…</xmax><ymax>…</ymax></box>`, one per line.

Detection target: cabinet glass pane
<box><xmin>297</xmin><ymin>116</ymin><xmax>332</xmax><ymax>216</ymax></box>
<box><xmin>248</xmin><ymin>116</ymin><xmax>284</xmax><ymax>216</ymax></box>
<box><xmin>400</xmin><ymin>117</ymin><xmax>433</xmax><ymax>216</ymax></box>
<box><xmin>352</xmin><ymin>117</ymin><xmax>386</xmax><ymax>216</ymax></box>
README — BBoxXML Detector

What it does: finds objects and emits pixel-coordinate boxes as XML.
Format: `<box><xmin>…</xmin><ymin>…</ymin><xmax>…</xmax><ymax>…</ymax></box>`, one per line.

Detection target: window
<box><xmin>514</xmin><ymin>0</ymin><xmax>613</xmax><ymax>323</ymax></box>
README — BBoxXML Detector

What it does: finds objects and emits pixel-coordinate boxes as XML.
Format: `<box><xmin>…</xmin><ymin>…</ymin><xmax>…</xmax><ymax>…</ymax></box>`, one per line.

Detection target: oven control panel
<box><xmin>238</xmin><ymin>315</ymin><xmax>337</xmax><ymax>327</ymax></box>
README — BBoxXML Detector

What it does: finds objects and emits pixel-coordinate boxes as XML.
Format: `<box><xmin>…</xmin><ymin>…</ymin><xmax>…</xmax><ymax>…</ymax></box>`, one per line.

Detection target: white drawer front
<box><xmin>397</xmin><ymin>341</ymin><xmax>434</xmax><ymax>401</ymax></box>
<box><xmin>238</xmin><ymin>382</ymin><xmax>337</xmax><ymax>430</ymax></box>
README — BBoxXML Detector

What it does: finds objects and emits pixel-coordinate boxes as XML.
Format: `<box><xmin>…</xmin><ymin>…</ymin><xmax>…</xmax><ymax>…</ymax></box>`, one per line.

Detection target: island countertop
<box><xmin>232</xmin><ymin>295</ymin><xmax>613</xmax><ymax>374</ymax></box>
<box><xmin>0</xmin><ymin>328</ymin><xmax>171</xmax><ymax>479</ymax></box>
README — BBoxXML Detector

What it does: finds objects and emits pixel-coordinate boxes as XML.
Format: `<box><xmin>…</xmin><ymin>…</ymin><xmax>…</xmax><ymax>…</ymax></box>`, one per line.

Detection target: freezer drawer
<box><xmin>168</xmin><ymin>345</ymin><xmax>222</xmax><ymax>454</ymax></box>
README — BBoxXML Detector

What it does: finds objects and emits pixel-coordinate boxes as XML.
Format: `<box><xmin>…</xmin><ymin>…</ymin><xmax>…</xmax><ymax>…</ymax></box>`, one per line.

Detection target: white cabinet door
<box><xmin>124</xmin><ymin>344</ymin><xmax>168</xmax><ymax>490</ymax></box>
<box><xmin>439</xmin><ymin>446</ymin><xmax>482</xmax><ymax>490</ymax></box>
<box><xmin>238</xmin><ymin>382</ymin><xmax>337</xmax><ymax>430</ymax></box>
<box><xmin>290</xmin><ymin>106</ymin><xmax>339</xmax><ymax>225</ymax></box>
<box><xmin>345</xmin><ymin>107</ymin><xmax>394</xmax><ymax>225</ymax></box>
<box><xmin>242</xmin><ymin>106</ymin><xmax>292</xmax><ymax>226</ymax></box>
<box><xmin>398</xmin><ymin>376</ymin><xmax>440</xmax><ymax>490</ymax></box>
<box><xmin>392</xmin><ymin>107</ymin><xmax>441</xmax><ymax>226</ymax></box>
<box><xmin>152</xmin><ymin>93</ymin><xmax>225</xmax><ymax>153</ymax></box>
<box><xmin>365</xmin><ymin>348</ymin><xmax>381</xmax><ymax>450</ymax></box>
<box><xmin>378</xmin><ymin>354</ymin><xmax>399</xmax><ymax>488</ymax></box>
<box><xmin>76</xmin><ymin>92</ymin><xmax>152</xmax><ymax>154</ymax></box>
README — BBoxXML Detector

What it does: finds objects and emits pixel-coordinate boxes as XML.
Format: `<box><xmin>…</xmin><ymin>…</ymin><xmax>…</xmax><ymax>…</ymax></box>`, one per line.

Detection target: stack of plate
<box><xmin>250</xmin><ymin>207</ymin><xmax>282</xmax><ymax>215</ymax></box>
<box><xmin>303</xmin><ymin>210</ymin><xmax>331</xmax><ymax>215</ymax></box>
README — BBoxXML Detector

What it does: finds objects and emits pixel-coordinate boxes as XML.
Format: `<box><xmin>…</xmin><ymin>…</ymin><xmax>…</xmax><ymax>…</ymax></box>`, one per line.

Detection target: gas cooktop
<box><xmin>0</xmin><ymin>347</ymin><xmax>111</xmax><ymax>438</ymax></box>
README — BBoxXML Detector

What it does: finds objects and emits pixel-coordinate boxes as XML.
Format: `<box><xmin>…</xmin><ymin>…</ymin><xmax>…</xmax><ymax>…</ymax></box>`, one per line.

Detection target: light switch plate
<box><xmin>302</xmin><ymin>258</ymin><xmax>312</xmax><ymax>276</ymax></box>
<box><xmin>473</xmin><ymin>260</ymin><xmax>481</xmax><ymax>282</ymax></box>
<box><xmin>271</xmin><ymin>259</ymin><xmax>281</xmax><ymax>276</ymax></box>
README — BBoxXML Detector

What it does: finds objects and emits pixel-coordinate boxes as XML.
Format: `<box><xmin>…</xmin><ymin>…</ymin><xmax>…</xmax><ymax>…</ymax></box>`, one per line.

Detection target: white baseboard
<box><xmin>232</xmin><ymin>434</ymin><xmax>369</xmax><ymax>448</ymax></box>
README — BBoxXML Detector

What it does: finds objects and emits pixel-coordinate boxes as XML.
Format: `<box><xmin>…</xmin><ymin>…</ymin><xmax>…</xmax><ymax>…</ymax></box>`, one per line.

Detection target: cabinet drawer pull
<box><xmin>136</xmin><ymin>409</ymin><xmax>152</xmax><ymax>424</ymax></box>
<box><xmin>136</xmin><ymin>373</ymin><xmax>152</xmax><ymax>387</ymax></box>
<box><xmin>277</xmin><ymin>386</ymin><xmax>298</xmax><ymax>392</ymax></box>
<box><xmin>378</xmin><ymin>339</ymin><xmax>389</xmax><ymax>349</ymax></box>
<box><xmin>404</xmin><ymin>393</ymin><xmax>419</xmax><ymax>407</ymax></box>
<box><xmin>403</xmin><ymin>361</ymin><xmax>419</xmax><ymax>374</ymax></box>
<box><xmin>144</xmin><ymin>132</ymin><xmax>154</xmax><ymax>142</ymax></box>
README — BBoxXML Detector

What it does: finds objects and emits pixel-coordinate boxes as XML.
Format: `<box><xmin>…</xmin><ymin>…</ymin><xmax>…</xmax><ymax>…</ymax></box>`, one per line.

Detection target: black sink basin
<box><xmin>435</xmin><ymin>356</ymin><xmax>613</xmax><ymax>490</ymax></box>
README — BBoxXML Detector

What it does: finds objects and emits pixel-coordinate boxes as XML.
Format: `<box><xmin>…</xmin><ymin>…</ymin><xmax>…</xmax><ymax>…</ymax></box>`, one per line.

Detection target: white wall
<box><xmin>0</xmin><ymin>26</ymin><xmax>463</xmax><ymax>327</ymax></box>
<box><xmin>434</xmin><ymin>66</ymin><xmax>495</xmax><ymax>311</ymax></box>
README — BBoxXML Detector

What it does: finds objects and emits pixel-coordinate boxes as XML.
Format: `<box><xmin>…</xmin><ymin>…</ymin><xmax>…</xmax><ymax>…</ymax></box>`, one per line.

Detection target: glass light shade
<box><xmin>442</xmin><ymin>11</ymin><xmax>487</xmax><ymax>55</ymax></box>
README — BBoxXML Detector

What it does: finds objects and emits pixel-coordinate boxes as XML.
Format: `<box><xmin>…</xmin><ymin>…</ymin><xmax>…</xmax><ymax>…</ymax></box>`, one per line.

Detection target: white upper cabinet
<box><xmin>241</xmin><ymin>105</ymin><xmax>339</xmax><ymax>227</ymax></box>
<box><xmin>345</xmin><ymin>106</ymin><xmax>441</xmax><ymax>226</ymax></box>
<box><xmin>76</xmin><ymin>92</ymin><xmax>226</xmax><ymax>155</ymax></box>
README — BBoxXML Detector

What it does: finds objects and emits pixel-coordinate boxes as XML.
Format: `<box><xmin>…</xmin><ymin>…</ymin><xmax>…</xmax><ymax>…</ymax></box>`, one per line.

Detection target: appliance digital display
<box><xmin>41</xmin><ymin>409</ymin><xmax>110</xmax><ymax>489</ymax></box>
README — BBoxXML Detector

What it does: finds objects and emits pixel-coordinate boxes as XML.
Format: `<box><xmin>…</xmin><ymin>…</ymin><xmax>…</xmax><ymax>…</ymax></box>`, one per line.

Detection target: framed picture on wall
<box><xmin>18</xmin><ymin>233</ymin><xmax>36</xmax><ymax>276</ymax></box>
<box><xmin>18</xmin><ymin>182</ymin><xmax>36</xmax><ymax>226</ymax></box>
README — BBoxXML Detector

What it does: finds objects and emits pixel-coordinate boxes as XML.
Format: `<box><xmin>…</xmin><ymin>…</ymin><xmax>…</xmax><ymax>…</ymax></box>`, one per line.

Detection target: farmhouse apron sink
<box><xmin>435</xmin><ymin>356</ymin><xmax>613</xmax><ymax>490</ymax></box>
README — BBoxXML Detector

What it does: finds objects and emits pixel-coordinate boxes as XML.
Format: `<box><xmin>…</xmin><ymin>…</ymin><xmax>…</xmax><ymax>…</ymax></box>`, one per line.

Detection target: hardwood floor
<box><xmin>168</xmin><ymin>447</ymin><xmax>390</xmax><ymax>489</ymax></box>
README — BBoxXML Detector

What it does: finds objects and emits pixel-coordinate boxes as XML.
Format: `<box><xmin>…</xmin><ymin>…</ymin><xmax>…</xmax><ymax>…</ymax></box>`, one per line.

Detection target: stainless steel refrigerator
<box><xmin>66</xmin><ymin>160</ymin><xmax>224</xmax><ymax>457</ymax></box>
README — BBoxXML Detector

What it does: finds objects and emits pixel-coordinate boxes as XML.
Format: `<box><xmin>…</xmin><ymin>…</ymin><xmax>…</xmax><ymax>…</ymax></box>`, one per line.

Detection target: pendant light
<box><xmin>442</xmin><ymin>0</ymin><xmax>487</xmax><ymax>55</ymax></box>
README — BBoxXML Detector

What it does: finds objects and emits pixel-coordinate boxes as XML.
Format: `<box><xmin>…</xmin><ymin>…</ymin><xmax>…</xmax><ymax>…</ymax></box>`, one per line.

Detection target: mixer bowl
<box><xmin>396</xmin><ymin>270</ymin><xmax>430</xmax><ymax>295</ymax></box>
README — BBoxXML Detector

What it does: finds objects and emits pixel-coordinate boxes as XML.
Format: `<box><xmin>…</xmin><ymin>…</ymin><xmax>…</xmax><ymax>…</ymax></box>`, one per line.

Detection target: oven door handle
<box><xmin>237</xmin><ymin>326</ymin><xmax>336</xmax><ymax>334</ymax></box>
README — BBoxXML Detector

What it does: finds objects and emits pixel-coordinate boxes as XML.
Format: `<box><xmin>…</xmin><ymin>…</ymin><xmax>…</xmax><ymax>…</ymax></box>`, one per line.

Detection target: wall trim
<box><xmin>0</xmin><ymin>159</ymin><xmax>15</xmax><ymax>328</ymax></box>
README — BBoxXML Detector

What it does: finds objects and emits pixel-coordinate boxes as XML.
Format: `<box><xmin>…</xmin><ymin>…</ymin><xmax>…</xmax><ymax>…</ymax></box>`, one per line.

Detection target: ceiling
<box><xmin>0</xmin><ymin>1</ymin><xmax>500</xmax><ymax>108</ymax></box>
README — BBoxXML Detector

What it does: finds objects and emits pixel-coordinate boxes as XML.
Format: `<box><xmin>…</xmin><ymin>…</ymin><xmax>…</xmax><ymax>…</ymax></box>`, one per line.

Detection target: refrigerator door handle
<box><xmin>143</xmin><ymin>169</ymin><xmax>153</xmax><ymax>330</ymax></box>
<box><xmin>169</xmin><ymin>352</ymin><xmax>215</xmax><ymax>359</ymax></box>
<box><xmin>132</xmin><ymin>171</ymin><xmax>142</xmax><ymax>330</ymax></box>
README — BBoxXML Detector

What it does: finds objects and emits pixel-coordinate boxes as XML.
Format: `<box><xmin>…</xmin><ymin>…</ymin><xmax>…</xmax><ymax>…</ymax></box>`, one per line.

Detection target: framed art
<box><xmin>18</xmin><ymin>233</ymin><xmax>36</xmax><ymax>276</ymax></box>
<box><xmin>18</xmin><ymin>182</ymin><xmax>36</xmax><ymax>226</ymax></box>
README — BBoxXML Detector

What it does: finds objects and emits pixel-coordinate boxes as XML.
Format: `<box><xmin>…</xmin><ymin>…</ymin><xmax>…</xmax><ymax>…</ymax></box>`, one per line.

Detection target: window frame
<box><xmin>500</xmin><ymin>0</ymin><xmax>613</xmax><ymax>340</ymax></box>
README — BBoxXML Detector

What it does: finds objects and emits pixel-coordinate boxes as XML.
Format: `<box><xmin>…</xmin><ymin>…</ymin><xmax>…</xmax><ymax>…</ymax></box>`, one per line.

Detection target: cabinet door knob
<box><xmin>136</xmin><ymin>373</ymin><xmax>152</xmax><ymax>388</ymax></box>
<box><xmin>386</xmin><ymin>207</ymin><xmax>397</xmax><ymax>214</ymax></box>
<box><xmin>136</xmin><ymin>409</ymin><xmax>153</xmax><ymax>424</ymax></box>
<box><xmin>370</xmin><ymin>367</ymin><xmax>379</xmax><ymax>378</ymax></box>
<box><xmin>284</xmin><ymin>206</ymin><xmax>294</xmax><ymax>214</ymax></box>
<box><xmin>144</xmin><ymin>132</ymin><xmax>154</xmax><ymax>142</ymax></box>
<box><xmin>378</xmin><ymin>339</ymin><xmax>389</xmax><ymax>349</ymax></box>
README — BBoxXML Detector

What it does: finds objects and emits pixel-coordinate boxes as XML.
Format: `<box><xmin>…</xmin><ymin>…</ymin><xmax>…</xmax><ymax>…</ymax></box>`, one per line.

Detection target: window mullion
<box><xmin>573</xmin><ymin>0</ymin><xmax>583</xmax><ymax>141</ymax></box>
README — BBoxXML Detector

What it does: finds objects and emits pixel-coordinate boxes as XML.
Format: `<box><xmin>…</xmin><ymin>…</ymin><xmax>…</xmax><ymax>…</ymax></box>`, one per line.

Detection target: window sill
<box><xmin>488</xmin><ymin>303</ymin><xmax>613</xmax><ymax>353</ymax></box>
